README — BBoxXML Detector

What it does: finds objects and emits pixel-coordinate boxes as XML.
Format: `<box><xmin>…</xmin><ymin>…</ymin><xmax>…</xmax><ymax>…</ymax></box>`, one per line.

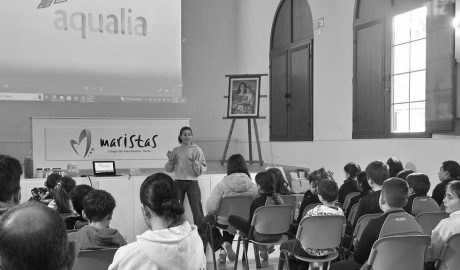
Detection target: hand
<box><xmin>166</xmin><ymin>150</ymin><xmax>173</xmax><ymax>160</ymax></box>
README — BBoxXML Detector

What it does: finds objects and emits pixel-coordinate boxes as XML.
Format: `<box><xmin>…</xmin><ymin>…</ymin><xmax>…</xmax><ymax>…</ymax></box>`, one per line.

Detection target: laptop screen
<box><xmin>93</xmin><ymin>161</ymin><xmax>116</xmax><ymax>176</ymax></box>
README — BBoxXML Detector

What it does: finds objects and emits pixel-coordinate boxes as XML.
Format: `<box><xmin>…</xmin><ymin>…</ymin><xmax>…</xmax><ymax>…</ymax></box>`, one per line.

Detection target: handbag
<box><xmin>289</xmin><ymin>169</ymin><xmax>310</xmax><ymax>194</ymax></box>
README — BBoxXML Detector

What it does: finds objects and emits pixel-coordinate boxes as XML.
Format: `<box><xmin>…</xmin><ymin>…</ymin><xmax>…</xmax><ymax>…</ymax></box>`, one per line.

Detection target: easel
<box><xmin>220</xmin><ymin>74</ymin><xmax>267</xmax><ymax>166</ymax></box>
<box><xmin>221</xmin><ymin>117</ymin><xmax>265</xmax><ymax>166</ymax></box>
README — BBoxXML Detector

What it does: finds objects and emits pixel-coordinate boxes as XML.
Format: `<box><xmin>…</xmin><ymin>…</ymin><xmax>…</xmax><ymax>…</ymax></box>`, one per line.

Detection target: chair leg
<box><xmin>208</xmin><ymin>224</ymin><xmax>217</xmax><ymax>270</ymax></box>
<box><xmin>253</xmin><ymin>243</ymin><xmax>261</xmax><ymax>268</ymax></box>
<box><xmin>242</xmin><ymin>239</ymin><xmax>250</xmax><ymax>270</ymax></box>
<box><xmin>234</xmin><ymin>236</ymin><xmax>241</xmax><ymax>270</ymax></box>
<box><xmin>283</xmin><ymin>251</ymin><xmax>291</xmax><ymax>270</ymax></box>
<box><xmin>203</xmin><ymin>223</ymin><xmax>209</xmax><ymax>252</ymax></box>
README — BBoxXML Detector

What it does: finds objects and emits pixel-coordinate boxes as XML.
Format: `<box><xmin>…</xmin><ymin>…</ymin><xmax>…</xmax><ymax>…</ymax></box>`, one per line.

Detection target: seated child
<box><xmin>297</xmin><ymin>168</ymin><xmax>332</xmax><ymax>223</ymax></box>
<box><xmin>65</xmin><ymin>184</ymin><xmax>94</xmax><ymax>230</ymax></box>
<box><xmin>431</xmin><ymin>181</ymin><xmax>460</xmax><ymax>261</ymax></box>
<box><xmin>338</xmin><ymin>162</ymin><xmax>360</xmax><ymax>204</ymax></box>
<box><xmin>228</xmin><ymin>171</ymin><xmax>284</xmax><ymax>266</ymax></box>
<box><xmin>48</xmin><ymin>176</ymin><xmax>76</xmax><ymax>214</ymax></box>
<box><xmin>68</xmin><ymin>189</ymin><xmax>126</xmax><ymax>250</ymax></box>
<box><xmin>403</xmin><ymin>173</ymin><xmax>430</xmax><ymax>214</ymax></box>
<box><xmin>331</xmin><ymin>178</ymin><xmax>414</xmax><ymax>270</ymax></box>
<box><xmin>279</xmin><ymin>179</ymin><xmax>344</xmax><ymax>270</ymax></box>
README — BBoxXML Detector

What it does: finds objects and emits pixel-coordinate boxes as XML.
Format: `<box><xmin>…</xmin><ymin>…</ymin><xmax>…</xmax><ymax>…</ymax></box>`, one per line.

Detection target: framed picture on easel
<box><xmin>227</xmin><ymin>75</ymin><xmax>261</xmax><ymax>118</ymax></box>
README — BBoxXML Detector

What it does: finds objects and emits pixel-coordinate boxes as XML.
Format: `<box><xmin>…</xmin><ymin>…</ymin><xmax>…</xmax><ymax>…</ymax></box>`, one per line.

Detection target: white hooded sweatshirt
<box><xmin>108</xmin><ymin>221</ymin><xmax>206</xmax><ymax>270</ymax></box>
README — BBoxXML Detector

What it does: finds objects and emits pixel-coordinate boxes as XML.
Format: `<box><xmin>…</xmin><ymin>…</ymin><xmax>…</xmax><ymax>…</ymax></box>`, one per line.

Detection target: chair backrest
<box><xmin>343</xmin><ymin>192</ymin><xmax>360</xmax><ymax>214</ymax></box>
<box><xmin>296</xmin><ymin>215</ymin><xmax>346</xmax><ymax>250</ymax></box>
<box><xmin>416</xmin><ymin>211</ymin><xmax>449</xmax><ymax>235</ymax></box>
<box><xmin>301</xmin><ymin>203</ymin><xmax>321</xmax><ymax>219</ymax></box>
<box><xmin>217</xmin><ymin>196</ymin><xmax>253</xmax><ymax>223</ymax></box>
<box><xmin>365</xmin><ymin>235</ymin><xmax>430</xmax><ymax>270</ymax></box>
<box><xmin>411</xmin><ymin>196</ymin><xmax>440</xmax><ymax>216</ymax></box>
<box><xmin>353</xmin><ymin>213</ymin><xmax>382</xmax><ymax>242</ymax></box>
<box><xmin>347</xmin><ymin>202</ymin><xmax>359</xmax><ymax>224</ymax></box>
<box><xmin>266</xmin><ymin>195</ymin><xmax>297</xmax><ymax>219</ymax></box>
<box><xmin>265</xmin><ymin>195</ymin><xmax>296</xmax><ymax>206</ymax></box>
<box><xmin>251</xmin><ymin>205</ymin><xmax>293</xmax><ymax>234</ymax></box>
<box><xmin>74</xmin><ymin>248</ymin><xmax>118</xmax><ymax>270</ymax></box>
<box><xmin>378</xmin><ymin>211</ymin><xmax>422</xmax><ymax>238</ymax></box>
<box><xmin>437</xmin><ymin>234</ymin><xmax>460</xmax><ymax>270</ymax></box>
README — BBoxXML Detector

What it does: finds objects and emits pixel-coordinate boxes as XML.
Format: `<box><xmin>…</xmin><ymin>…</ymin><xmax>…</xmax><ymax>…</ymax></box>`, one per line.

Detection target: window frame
<box><xmin>352</xmin><ymin>0</ymin><xmax>455</xmax><ymax>139</ymax></box>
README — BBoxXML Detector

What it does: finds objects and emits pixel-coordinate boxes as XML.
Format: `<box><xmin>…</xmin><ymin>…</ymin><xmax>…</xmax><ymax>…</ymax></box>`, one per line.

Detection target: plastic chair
<box><xmin>203</xmin><ymin>196</ymin><xmax>253</xmax><ymax>270</ymax></box>
<box><xmin>284</xmin><ymin>215</ymin><xmax>346</xmax><ymax>270</ymax></box>
<box><xmin>234</xmin><ymin>205</ymin><xmax>293</xmax><ymax>269</ymax></box>
<box><xmin>347</xmin><ymin>203</ymin><xmax>359</xmax><ymax>225</ymax></box>
<box><xmin>411</xmin><ymin>196</ymin><xmax>440</xmax><ymax>216</ymax></box>
<box><xmin>378</xmin><ymin>211</ymin><xmax>423</xmax><ymax>238</ymax></box>
<box><xmin>436</xmin><ymin>233</ymin><xmax>460</xmax><ymax>270</ymax></box>
<box><xmin>361</xmin><ymin>235</ymin><xmax>430</xmax><ymax>270</ymax></box>
<box><xmin>416</xmin><ymin>212</ymin><xmax>449</xmax><ymax>235</ymax></box>
<box><xmin>352</xmin><ymin>213</ymin><xmax>382</xmax><ymax>246</ymax></box>
<box><xmin>266</xmin><ymin>195</ymin><xmax>297</xmax><ymax>220</ymax></box>
<box><xmin>343</xmin><ymin>192</ymin><xmax>360</xmax><ymax>215</ymax></box>
<box><xmin>74</xmin><ymin>248</ymin><xmax>118</xmax><ymax>270</ymax></box>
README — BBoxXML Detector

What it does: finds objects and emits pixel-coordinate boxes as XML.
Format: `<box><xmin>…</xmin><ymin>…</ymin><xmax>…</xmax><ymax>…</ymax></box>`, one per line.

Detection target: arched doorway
<box><xmin>270</xmin><ymin>0</ymin><xmax>314</xmax><ymax>141</ymax></box>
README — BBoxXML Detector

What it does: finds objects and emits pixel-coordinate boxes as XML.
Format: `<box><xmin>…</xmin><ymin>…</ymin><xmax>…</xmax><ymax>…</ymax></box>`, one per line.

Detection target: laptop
<box><xmin>92</xmin><ymin>161</ymin><xmax>120</xmax><ymax>177</ymax></box>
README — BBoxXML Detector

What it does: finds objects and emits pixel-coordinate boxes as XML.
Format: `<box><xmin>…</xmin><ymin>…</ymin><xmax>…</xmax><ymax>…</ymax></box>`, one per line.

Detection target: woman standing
<box><xmin>165</xmin><ymin>126</ymin><xmax>207</xmax><ymax>232</ymax></box>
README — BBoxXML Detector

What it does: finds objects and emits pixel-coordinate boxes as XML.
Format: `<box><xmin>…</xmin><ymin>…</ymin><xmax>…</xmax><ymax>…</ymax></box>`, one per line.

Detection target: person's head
<box><xmin>308</xmin><ymin>168</ymin><xmax>332</xmax><ymax>193</ymax></box>
<box><xmin>178</xmin><ymin>126</ymin><xmax>193</xmax><ymax>145</ymax></box>
<box><xmin>386</xmin><ymin>157</ymin><xmax>404</xmax><ymax>177</ymax></box>
<box><xmin>140</xmin><ymin>173</ymin><xmax>184</xmax><ymax>229</ymax></box>
<box><xmin>255</xmin><ymin>171</ymin><xmax>276</xmax><ymax>194</ymax></box>
<box><xmin>0</xmin><ymin>154</ymin><xmax>23</xmax><ymax>176</ymax></box>
<box><xmin>396</xmin><ymin>169</ymin><xmax>414</xmax><ymax>180</ymax></box>
<box><xmin>69</xmin><ymin>184</ymin><xmax>94</xmax><ymax>216</ymax></box>
<box><xmin>357</xmin><ymin>171</ymin><xmax>372</xmax><ymax>194</ymax></box>
<box><xmin>317</xmin><ymin>179</ymin><xmax>339</xmax><ymax>204</ymax></box>
<box><xmin>365</xmin><ymin>161</ymin><xmax>389</xmax><ymax>188</ymax></box>
<box><xmin>227</xmin><ymin>154</ymin><xmax>250</xmax><ymax>178</ymax></box>
<box><xmin>406</xmin><ymin>173</ymin><xmax>430</xmax><ymax>196</ymax></box>
<box><xmin>379</xmin><ymin>177</ymin><xmax>409</xmax><ymax>212</ymax></box>
<box><xmin>438</xmin><ymin>160</ymin><xmax>460</xmax><ymax>181</ymax></box>
<box><xmin>0</xmin><ymin>203</ymin><xmax>78</xmax><ymax>270</ymax></box>
<box><xmin>443</xmin><ymin>181</ymin><xmax>460</xmax><ymax>214</ymax></box>
<box><xmin>59</xmin><ymin>176</ymin><xmax>76</xmax><ymax>194</ymax></box>
<box><xmin>267</xmin><ymin>168</ymin><xmax>290</xmax><ymax>195</ymax></box>
<box><xmin>82</xmin><ymin>190</ymin><xmax>116</xmax><ymax>225</ymax></box>
<box><xmin>52</xmin><ymin>176</ymin><xmax>76</xmax><ymax>214</ymax></box>
<box><xmin>0</xmin><ymin>155</ymin><xmax>22</xmax><ymax>205</ymax></box>
<box><xmin>238</xmin><ymin>82</ymin><xmax>247</xmax><ymax>93</ymax></box>
<box><xmin>344</xmin><ymin>162</ymin><xmax>361</xmax><ymax>180</ymax></box>
<box><xmin>45</xmin><ymin>173</ymin><xmax>61</xmax><ymax>190</ymax></box>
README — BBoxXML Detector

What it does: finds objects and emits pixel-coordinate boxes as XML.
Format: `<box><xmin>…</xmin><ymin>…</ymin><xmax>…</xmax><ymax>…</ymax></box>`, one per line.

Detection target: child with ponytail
<box><xmin>109</xmin><ymin>173</ymin><xmax>206</xmax><ymax>270</ymax></box>
<box><xmin>48</xmin><ymin>176</ymin><xmax>76</xmax><ymax>214</ymax></box>
<box><xmin>228</xmin><ymin>171</ymin><xmax>284</xmax><ymax>265</ymax></box>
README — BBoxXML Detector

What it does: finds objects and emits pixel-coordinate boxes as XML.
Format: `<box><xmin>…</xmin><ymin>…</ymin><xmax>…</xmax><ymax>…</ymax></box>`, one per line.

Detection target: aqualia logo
<box><xmin>37</xmin><ymin>0</ymin><xmax>148</xmax><ymax>39</ymax></box>
<box><xmin>70</xmin><ymin>129</ymin><xmax>93</xmax><ymax>158</ymax></box>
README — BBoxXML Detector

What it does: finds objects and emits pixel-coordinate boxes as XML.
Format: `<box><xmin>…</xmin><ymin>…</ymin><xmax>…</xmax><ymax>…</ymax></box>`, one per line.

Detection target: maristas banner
<box><xmin>32</xmin><ymin>118</ymin><xmax>189</xmax><ymax>170</ymax></box>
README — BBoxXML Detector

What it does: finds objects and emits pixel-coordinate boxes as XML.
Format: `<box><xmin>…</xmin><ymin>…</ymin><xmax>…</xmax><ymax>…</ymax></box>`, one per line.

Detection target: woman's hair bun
<box><xmin>161</xmin><ymin>198</ymin><xmax>185</xmax><ymax>216</ymax></box>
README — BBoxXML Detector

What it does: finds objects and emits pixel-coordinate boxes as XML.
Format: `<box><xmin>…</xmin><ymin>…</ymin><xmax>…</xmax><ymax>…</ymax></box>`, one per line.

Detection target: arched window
<box><xmin>353</xmin><ymin>0</ymin><xmax>454</xmax><ymax>138</ymax></box>
<box><xmin>270</xmin><ymin>0</ymin><xmax>314</xmax><ymax>141</ymax></box>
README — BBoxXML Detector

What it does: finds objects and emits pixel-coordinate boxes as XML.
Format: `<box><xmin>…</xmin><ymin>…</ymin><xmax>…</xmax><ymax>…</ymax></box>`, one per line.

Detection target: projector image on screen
<box><xmin>0</xmin><ymin>0</ymin><xmax>183</xmax><ymax>103</ymax></box>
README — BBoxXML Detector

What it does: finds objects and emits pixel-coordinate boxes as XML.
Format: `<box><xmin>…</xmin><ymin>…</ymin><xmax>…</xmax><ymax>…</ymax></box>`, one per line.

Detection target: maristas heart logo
<box><xmin>37</xmin><ymin>0</ymin><xmax>67</xmax><ymax>9</ymax></box>
<box><xmin>70</xmin><ymin>129</ymin><xmax>92</xmax><ymax>158</ymax></box>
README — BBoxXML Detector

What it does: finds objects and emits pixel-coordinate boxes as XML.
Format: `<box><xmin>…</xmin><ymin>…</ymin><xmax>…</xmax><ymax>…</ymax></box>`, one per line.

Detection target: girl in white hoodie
<box><xmin>205</xmin><ymin>154</ymin><xmax>258</xmax><ymax>263</ymax></box>
<box><xmin>109</xmin><ymin>173</ymin><xmax>206</xmax><ymax>270</ymax></box>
